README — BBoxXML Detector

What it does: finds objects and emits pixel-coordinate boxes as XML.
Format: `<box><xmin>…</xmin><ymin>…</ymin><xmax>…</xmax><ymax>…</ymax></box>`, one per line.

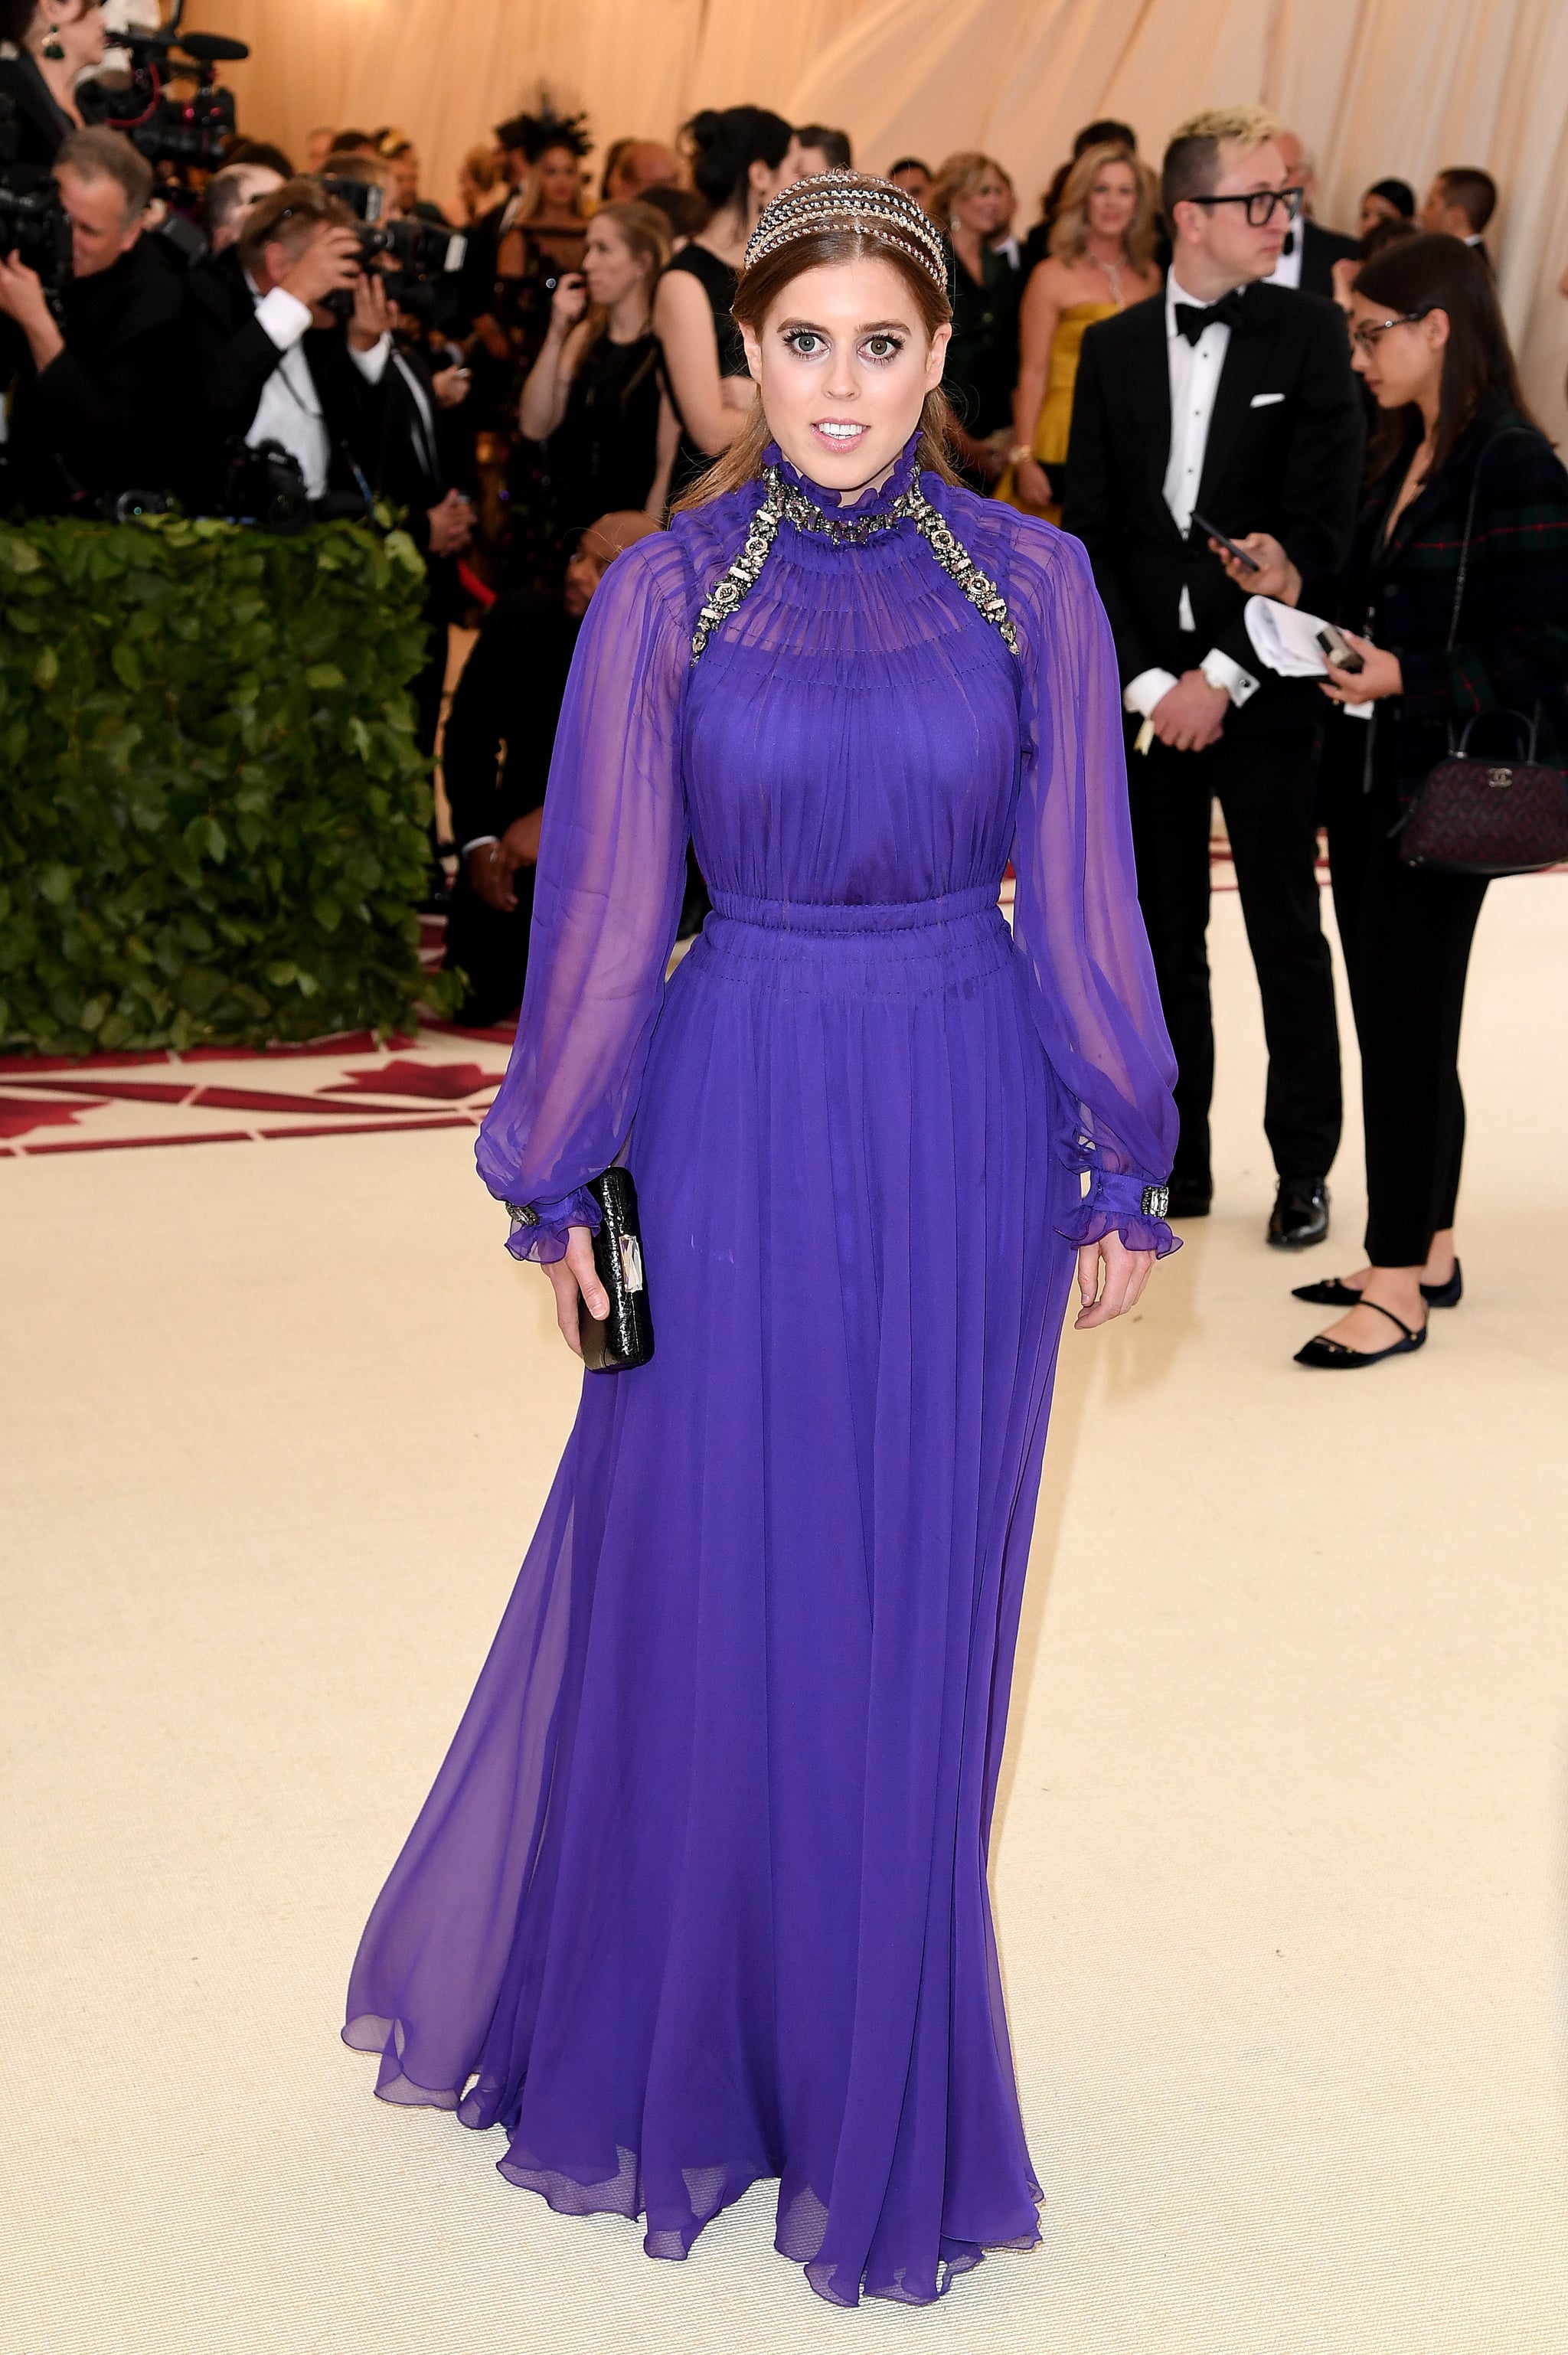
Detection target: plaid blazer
<box><xmin>1332</xmin><ymin>403</ymin><xmax>1568</xmax><ymax>799</ymax></box>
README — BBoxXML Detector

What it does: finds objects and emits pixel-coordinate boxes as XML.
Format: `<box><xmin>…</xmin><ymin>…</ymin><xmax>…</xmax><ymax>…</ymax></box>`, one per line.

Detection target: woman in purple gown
<box><xmin>345</xmin><ymin>173</ymin><xmax>1178</xmax><ymax>2308</ymax></box>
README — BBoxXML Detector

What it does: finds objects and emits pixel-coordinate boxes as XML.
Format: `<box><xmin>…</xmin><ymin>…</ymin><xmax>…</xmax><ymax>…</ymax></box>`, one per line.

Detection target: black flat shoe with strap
<box><xmin>1295</xmin><ymin>1301</ymin><xmax>1428</xmax><ymax>1368</ymax></box>
<box><xmin>1293</xmin><ymin>1261</ymin><xmax>1463</xmax><ymax>1311</ymax></box>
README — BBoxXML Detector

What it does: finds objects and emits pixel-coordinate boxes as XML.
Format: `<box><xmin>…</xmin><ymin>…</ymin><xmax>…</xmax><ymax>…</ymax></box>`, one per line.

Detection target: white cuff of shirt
<box><xmin>1123</xmin><ymin>667</ymin><xmax>1179</xmax><ymax>720</ymax></box>
<box><xmin>1199</xmin><ymin>647</ymin><xmax>1260</xmax><ymax>707</ymax></box>
<box><xmin>348</xmin><ymin>334</ymin><xmax>392</xmax><ymax>383</ymax></box>
<box><xmin>254</xmin><ymin>286</ymin><xmax>312</xmax><ymax>352</ymax></box>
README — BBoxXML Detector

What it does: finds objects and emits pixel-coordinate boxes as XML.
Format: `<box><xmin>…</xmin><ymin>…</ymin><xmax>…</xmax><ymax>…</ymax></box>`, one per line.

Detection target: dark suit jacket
<box><xmin>1325</xmin><ymin>403</ymin><xmax>1568</xmax><ymax>800</ymax></box>
<box><xmin>1062</xmin><ymin>279</ymin><xmax>1364</xmax><ymax>734</ymax></box>
<box><xmin>0</xmin><ymin>53</ymin><xmax>73</xmax><ymax>169</ymax></box>
<box><xmin>441</xmin><ymin>589</ymin><xmax>581</xmax><ymax>849</ymax></box>
<box><xmin>1297</xmin><ymin>217</ymin><xmax>1361</xmax><ymax>297</ymax></box>
<box><xmin>4</xmin><ymin>239</ymin><xmax>185</xmax><ymax>514</ymax></box>
<box><xmin>181</xmin><ymin>247</ymin><xmax>382</xmax><ymax>511</ymax></box>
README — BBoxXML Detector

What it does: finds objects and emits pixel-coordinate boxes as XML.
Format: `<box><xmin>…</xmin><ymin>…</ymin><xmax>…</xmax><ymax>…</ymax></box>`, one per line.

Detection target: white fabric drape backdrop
<box><xmin>186</xmin><ymin>0</ymin><xmax>1568</xmax><ymax>420</ymax></box>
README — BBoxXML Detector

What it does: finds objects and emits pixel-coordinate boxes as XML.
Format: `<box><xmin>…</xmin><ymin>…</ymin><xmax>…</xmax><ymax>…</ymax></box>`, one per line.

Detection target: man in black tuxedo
<box><xmin>364</xmin><ymin>315</ymin><xmax>477</xmax><ymax>753</ymax></box>
<box><xmin>1418</xmin><ymin>168</ymin><xmax>1497</xmax><ymax>271</ymax></box>
<box><xmin>1063</xmin><ymin>106</ymin><xmax>1363</xmax><ymax>1243</ymax></box>
<box><xmin>1267</xmin><ymin>130</ymin><xmax>1359</xmax><ymax>296</ymax></box>
<box><xmin>0</xmin><ymin>126</ymin><xmax>184</xmax><ymax>513</ymax></box>
<box><xmin>182</xmin><ymin>176</ymin><xmax>390</xmax><ymax>515</ymax></box>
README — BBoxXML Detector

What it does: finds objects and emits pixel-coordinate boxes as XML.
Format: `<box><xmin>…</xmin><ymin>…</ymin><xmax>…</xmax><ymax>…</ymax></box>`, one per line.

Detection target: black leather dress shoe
<box><xmin>1268</xmin><ymin>1176</ymin><xmax>1329</xmax><ymax>1249</ymax></box>
<box><xmin>1167</xmin><ymin>1178</ymin><xmax>1212</xmax><ymax>1220</ymax></box>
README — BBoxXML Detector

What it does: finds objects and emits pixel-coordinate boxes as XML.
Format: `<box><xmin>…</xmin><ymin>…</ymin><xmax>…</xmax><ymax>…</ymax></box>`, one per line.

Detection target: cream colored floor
<box><xmin>5</xmin><ymin>881</ymin><xmax>1567</xmax><ymax>2355</ymax></box>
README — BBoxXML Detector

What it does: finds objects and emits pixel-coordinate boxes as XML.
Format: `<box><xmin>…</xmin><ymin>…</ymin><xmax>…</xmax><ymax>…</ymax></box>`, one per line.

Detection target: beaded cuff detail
<box><xmin>691</xmin><ymin>469</ymin><xmax>1018</xmax><ymax>663</ymax></box>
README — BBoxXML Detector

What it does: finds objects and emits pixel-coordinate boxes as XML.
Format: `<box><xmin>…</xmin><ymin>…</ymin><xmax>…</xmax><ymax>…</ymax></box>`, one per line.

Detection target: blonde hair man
<box><xmin>1061</xmin><ymin>104</ymin><xmax>1364</xmax><ymax>1244</ymax></box>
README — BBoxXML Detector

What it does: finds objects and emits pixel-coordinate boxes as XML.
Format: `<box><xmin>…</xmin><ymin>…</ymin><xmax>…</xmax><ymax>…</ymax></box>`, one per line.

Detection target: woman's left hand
<box><xmin>1075</xmin><ymin>1231</ymin><xmax>1157</xmax><ymax>1329</ymax></box>
<box><xmin>1321</xmin><ymin>630</ymin><xmax>1402</xmax><ymax>704</ymax></box>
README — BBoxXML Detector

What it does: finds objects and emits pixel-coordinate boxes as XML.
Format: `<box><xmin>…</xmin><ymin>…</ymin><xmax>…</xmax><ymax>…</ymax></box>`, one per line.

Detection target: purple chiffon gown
<box><xmin>344</xmin><ymin>433</ymin><xmax>1178</xmax><ymax>2307</ymax></box>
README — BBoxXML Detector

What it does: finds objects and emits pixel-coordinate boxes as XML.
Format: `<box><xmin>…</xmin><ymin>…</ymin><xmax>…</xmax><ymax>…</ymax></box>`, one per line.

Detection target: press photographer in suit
<box><xmin>1064</xmin><ymin>105</ymin><xmax>1363</xmax><ymax>1245</ymax></box>
<box><xmin>0</xmin><ymin>126</ymin><xmax>184</xmax><ymax>513</ymax></box>
<box><xmin>182</xmin><ymin>176</ymin><xmax>392</xmax><ymax>514</ymax></box>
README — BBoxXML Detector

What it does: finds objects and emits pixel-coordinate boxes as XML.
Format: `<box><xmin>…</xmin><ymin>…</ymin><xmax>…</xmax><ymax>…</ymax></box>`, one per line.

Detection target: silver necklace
<box><xmin>690</xmin><ymin>466</ymin><xmax>1018</xmax><ymax>663</ymax></box>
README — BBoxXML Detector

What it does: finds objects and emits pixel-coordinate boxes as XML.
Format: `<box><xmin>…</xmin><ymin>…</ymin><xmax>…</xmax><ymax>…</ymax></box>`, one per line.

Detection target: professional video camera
<box><xmin>318</xmin><ymin>173</ymin><xmax>469</xmax><ymax>327</ymax></box>
<box><xmin>0</xmin><ymin>96</ymin><xmax>71</xmax><ymax>305</ymax></box>
<box><xmin>80</xmin><ymin>2</ymin><xmax>250</xmax><ymax>173</ymax></box>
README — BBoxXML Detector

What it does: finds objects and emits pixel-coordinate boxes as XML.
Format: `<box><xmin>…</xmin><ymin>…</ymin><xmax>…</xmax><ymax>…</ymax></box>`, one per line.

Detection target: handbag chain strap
<box><xmin>1443</xmin><ymin>422</ymin><xmax>1537</xmax><ymax>755</ymax></box>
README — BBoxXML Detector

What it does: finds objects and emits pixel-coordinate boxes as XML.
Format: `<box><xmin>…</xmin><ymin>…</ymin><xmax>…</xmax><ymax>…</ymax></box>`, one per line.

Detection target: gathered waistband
<box><xmin>707</xmin><ymin>884</ymin><xmax>1001</xmax><ymax>935</ymax></box>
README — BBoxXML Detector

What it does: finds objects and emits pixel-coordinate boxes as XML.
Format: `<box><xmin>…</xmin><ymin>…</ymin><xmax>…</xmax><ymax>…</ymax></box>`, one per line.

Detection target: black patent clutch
<box><xmin>579</xmin><ymin>1168</ymin><xmax>655</xmax><ymax>1373</ymax></box>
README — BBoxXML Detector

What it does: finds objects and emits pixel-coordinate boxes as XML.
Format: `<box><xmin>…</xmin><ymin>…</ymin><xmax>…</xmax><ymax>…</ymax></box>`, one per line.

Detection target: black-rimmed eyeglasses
<box><xmin>1348</xmin><ymin>309</ymin><xmax>1431</xmax><ymax>355</ymax></box>
<box><xmin>1187</xmin><ymin>186</ymin><xmax>1305</xmax><ymax>227</ymax></box>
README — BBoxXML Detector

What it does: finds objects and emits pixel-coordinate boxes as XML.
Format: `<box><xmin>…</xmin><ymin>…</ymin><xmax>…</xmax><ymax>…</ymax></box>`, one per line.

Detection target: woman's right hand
<box><xmin>1212</xmin><ymin>530</ymin><xmax>1300</xmax><ymax>603</ymax></box>
<box><xmin>550</xmin><ymin>272</ymin><xmax>588</xmax><ymax>334</ymax></box>
<box><xmin>544</xmin><ymin>1226</ymin><xmax>610</xmax><ymax>1357</ymax></box>
<box><xmin>1014</xmin><ymin>456</ymin><xmax>1053</xmax><ymax>511</ymax></box>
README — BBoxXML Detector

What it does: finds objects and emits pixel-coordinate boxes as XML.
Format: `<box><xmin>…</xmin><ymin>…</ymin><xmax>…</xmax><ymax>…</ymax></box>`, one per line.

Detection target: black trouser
<box><xmin>443</xmin><ymin>862</ymin><xmax>534</xmax><ymax>1028</ymax></box>
<box><xmin>1324</xmin><ymin>764</ymin><xmax>1488</xmax><ymax>1266</ymax></box>
<box><xmin>1125</xmin><ymin>720</ymin><xmax>1341</xmax><ymax>1191</ymax></box>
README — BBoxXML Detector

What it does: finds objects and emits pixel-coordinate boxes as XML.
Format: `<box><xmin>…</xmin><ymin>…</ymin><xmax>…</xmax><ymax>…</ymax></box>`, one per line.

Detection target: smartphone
<box><xmin>1315</xmin><ymin>622</ymin><xmax>1365</xmax><ymax>674</ymax></box>
<box><xmin>1191</xmin><ymin>511</ymin><xmax>1261</xmax><ymax>573</ymax></box>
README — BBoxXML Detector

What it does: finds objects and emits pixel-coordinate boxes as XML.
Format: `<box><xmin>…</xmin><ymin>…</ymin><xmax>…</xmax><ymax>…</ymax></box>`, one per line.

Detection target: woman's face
<box><xmin>534</xmin><ymin>145</ymin><xmax>583</xmax><ymax>214</ymax></box>
<box><xmin>582</xmin><ymin>217</ymin><xmax>648</xmax><ymax>309</ymax></box>
<box><xmin>1348</xmin><ymin>289</ymin><xmax>1449</xmax><ymax>409</ymax></box>
<box><xmin>742</xmin><ymin>256</ymin><xmax>949</xmax><ymax>498</ymax></box>
<box><xmin>1358</xmin><ymin>190</ymin><xmax>1402</xmax><ymax>239</ymax></box>
<box><xmin>39</xmin><ymin>0</ymin><xmax>106</xmax><ymax>69</ymax></box>
<box><xmin>952</xmin><ymin>169</ymin><xmax>1010</xmax><ymax>239</ymax></box>
<box><xmin>1085</xmin><ymin>162</ymin><xmax>1137</xmax><ymax>243</ymax></box>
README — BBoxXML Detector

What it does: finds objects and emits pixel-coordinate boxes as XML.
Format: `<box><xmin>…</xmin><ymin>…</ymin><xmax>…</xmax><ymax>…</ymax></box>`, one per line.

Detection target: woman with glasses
<box><xmin>0</xmin><ymin>0</ymin><xmax>105</xmax><ymax>166</ymax></box>
<box><xmin>1215</xmin><ymin>235</ymin><xmax>1568</xmax><ymax>1364</ymax></box>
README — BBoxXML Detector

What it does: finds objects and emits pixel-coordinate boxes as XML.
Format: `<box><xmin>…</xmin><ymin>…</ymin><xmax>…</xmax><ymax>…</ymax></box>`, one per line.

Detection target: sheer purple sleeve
<box><xmin>475</xmin><ymin>538</ymin><xmax>691</xmax><ymax>1262</ymax></box>
<box><xmin>1005</xmin><ymin>521</ymin><xmax>1181</xmax><ymax>1257</ymax></box>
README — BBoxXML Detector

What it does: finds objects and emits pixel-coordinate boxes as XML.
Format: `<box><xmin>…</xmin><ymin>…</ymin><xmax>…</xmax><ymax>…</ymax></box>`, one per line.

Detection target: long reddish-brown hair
<box><xmin>673</xmin><ymin>228</ymin><xmax>959</xmax><ymax>511</ymax></box>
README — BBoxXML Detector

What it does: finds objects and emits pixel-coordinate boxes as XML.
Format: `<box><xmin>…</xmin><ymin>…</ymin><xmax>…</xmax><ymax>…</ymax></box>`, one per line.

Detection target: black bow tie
<box><xmin>1174</xmin><ymin>288</ymin><xmax>1246</xmax><ymax>345</ymax></box>
<box><xmin>1282</xmin><ymin>230</ymin><xmax>1295</xmax><ymax>256</ymax></box>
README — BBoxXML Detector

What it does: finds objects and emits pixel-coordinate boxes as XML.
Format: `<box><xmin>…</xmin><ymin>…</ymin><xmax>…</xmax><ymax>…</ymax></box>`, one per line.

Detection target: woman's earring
<box><xmin>42</xmin><ymin>24</ymin><xmax>66</xmax><ymax>57</ymax></box>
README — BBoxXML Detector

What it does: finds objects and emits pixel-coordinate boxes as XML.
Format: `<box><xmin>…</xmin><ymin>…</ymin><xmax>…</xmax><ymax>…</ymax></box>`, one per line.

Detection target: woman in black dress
<box><xmin>1215</xmin><ymin>236</ymin><xmax>1568</xmax><ymax>1366</ymax></box>
<box><xmin>0</xmin><ymin>0</ymin><xmax>103</xmax><ymax>167</ymax></box>
<box><xmin>928</xmin><ymin>150</ymin><xmax>1021</xmax><ymax>488</ymax></box>
<box><xmin>652</xmin><ymin>103</ymin><xmax>793</xmax><ymax>500</ymax></box>
<box><xmin>518</xmin><ymin>200</ymin><xmax>676</xmax><ymax>538</ymax></box>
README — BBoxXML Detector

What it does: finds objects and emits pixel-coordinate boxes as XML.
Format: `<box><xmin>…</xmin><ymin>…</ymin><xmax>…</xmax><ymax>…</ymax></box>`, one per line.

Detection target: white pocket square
<box><xmin>1250</xmin><ymin>391</ymin><xmax>1285</xmax><ymax>407</ymax></box>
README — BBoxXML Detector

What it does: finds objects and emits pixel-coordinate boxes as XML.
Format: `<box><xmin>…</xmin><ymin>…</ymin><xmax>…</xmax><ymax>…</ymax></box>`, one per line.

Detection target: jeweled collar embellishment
<box><xmin>690</xmin><ymin>466</ymin><xmax>1019</xmax><ymax>663</ymax></box>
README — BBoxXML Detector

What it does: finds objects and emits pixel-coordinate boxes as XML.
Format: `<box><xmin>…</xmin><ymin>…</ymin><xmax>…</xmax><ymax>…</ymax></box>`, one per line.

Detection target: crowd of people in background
<box><xmin>1</xmin><ymin>25</ymin><xmax>1564</xmax><ymax>1363</ymax></box>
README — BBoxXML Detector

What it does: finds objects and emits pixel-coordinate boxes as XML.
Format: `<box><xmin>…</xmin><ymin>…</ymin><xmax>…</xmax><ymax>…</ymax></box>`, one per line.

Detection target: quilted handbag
<box><xmin>1400</xmin><ymin>426</ymin><xmax>1568</xmax><ymax>876</ymax></box>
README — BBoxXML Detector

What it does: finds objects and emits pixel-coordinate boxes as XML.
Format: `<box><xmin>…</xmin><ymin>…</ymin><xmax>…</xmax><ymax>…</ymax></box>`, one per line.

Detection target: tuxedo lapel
<box><xmin>1194</xmin><ymin>292</ymin><xmax>1272</xmax><ymax>519</ymax></box>
<box><xmin>1121</xmin><ymin>297</ymin><xmax>1178</xmax><ymax>537</ymax></box>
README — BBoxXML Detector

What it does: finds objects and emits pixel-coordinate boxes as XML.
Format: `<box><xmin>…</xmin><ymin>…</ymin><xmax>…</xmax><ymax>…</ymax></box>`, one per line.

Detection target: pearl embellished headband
<box><xmin>741</xmin><ymin>170</ymin><xmax>951</xmax><ymax>300</ymax></box>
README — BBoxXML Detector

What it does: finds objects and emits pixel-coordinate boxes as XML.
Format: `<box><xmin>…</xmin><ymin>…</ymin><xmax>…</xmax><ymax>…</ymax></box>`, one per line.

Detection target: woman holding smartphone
<box><xmin>1215</xmin><ymin>235</ymin><xmax>1568</xmax><ymax>1366</ymax></box>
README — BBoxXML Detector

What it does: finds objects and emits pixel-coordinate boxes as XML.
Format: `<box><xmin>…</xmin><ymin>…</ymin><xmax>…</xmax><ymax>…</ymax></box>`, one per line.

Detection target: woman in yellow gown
<box><xmin>998</xmin><ymin>145</ymin><xmax>1162</xmax><ymax>523</ymax></box>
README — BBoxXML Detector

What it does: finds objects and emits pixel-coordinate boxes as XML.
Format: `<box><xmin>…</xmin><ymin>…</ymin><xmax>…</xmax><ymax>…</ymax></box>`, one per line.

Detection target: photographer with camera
<box><xmin>183</xmin><ymin>175</ymin><xmax>393</xmax><ymax>517</ymax></box>
<box><xmin>0</xmin><ymin>0</ymin><xmax>104</xmax><ymax>168</ymax></box>
<box><xmin>0</xmin><ymin>124</ymin><xmax>183</xmax><ymax>513</ymax></box>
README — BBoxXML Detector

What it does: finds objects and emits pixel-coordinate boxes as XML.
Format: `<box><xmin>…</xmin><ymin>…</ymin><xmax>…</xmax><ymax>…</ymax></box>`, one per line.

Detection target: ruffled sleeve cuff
<box><xmin>1056</xmin><ymin>1168</ymin><xmax>1180</xmax><ymax>1259</ymax></box>
<box><xmin>502</xmin><ymin>1186</ymin><xmax>601</xmax><ymax>1264</ymax></box>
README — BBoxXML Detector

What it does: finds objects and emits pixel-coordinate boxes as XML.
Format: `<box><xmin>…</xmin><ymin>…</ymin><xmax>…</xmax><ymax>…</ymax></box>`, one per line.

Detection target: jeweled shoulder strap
<box><xmin>689</xmin><ymin>469</ymin><xmax>1019</xmax><ymax>664</ymax></box>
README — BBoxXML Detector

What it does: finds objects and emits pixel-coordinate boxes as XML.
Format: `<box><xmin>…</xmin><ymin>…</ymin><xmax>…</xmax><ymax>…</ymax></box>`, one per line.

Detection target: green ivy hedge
<box><xmin>0</xmin><ymin>512</ymin><xmax>459</xmax><ymax>1056</ymax></box>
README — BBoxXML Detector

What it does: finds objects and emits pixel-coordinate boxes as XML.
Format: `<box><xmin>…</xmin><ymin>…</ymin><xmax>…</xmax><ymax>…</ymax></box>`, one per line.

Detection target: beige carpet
<box><xmin>5</xmin><ymin>880</ymin><xmax>1566</xmax><ymax>2355</ymax></box>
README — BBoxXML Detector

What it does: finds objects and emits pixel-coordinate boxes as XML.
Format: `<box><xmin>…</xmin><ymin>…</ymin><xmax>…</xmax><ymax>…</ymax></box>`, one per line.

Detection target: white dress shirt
<box><xmin>1122</xmin><ymin>272</ymin><xmax>1259</xmax><ymax>722</ymax></box>
<box><xmin>245</xmin><ymin>278</ymin><xmax>390</xmax><ymax>501</ymax></box>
